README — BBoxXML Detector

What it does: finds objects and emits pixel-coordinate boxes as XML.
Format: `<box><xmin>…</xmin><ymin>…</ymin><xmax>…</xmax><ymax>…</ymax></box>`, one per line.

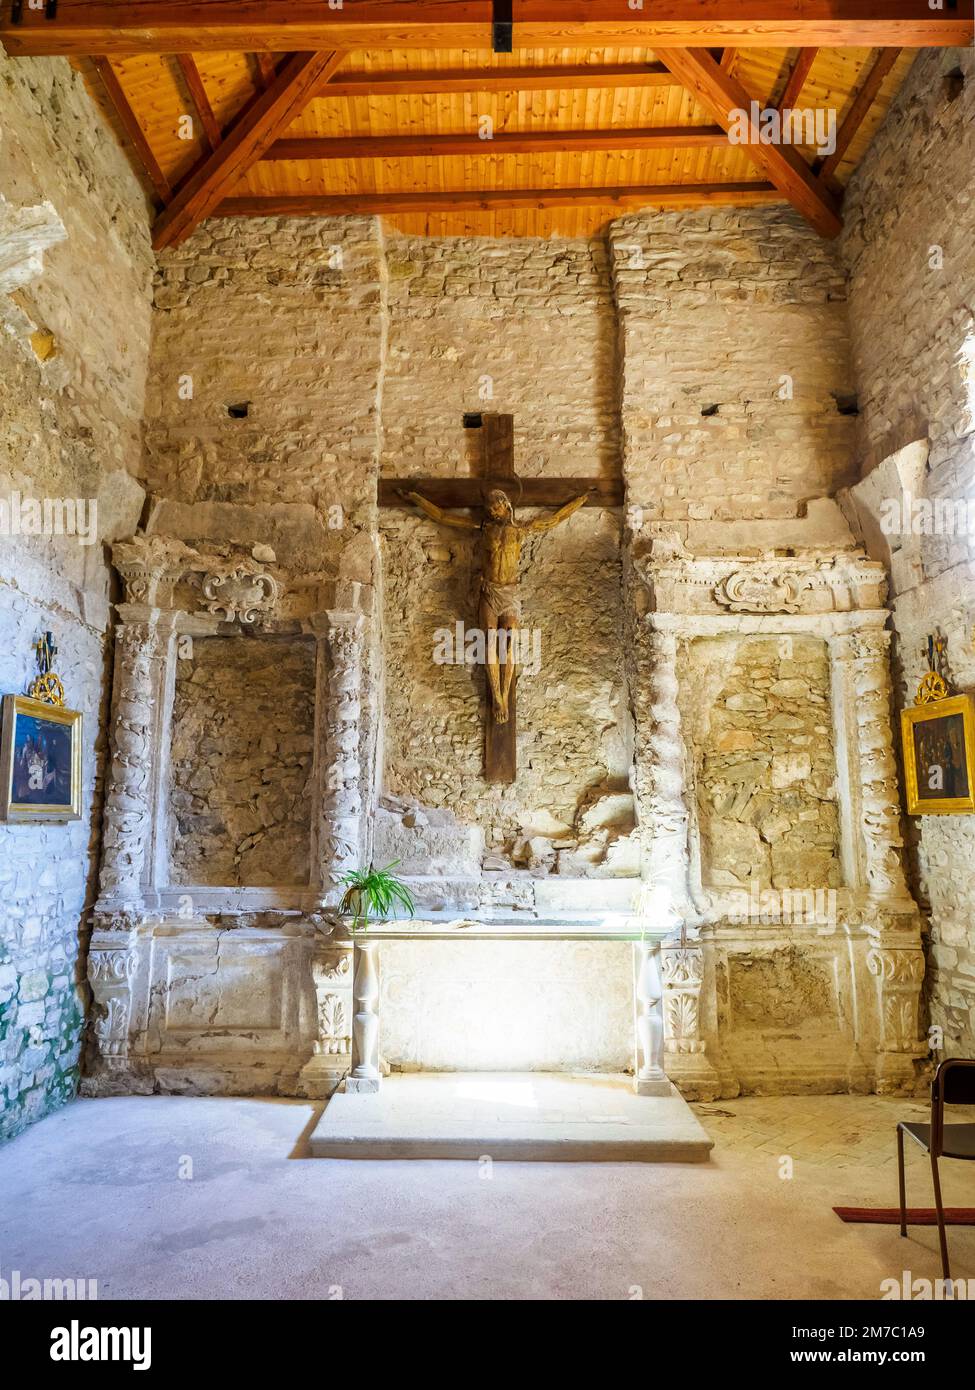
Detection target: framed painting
<box><xmin>901</xmin><ymin>693</ymin><xmax>975</xmax><ymax>815</ymax></box>
<box><xmin>0</xmin><ymin>695</ymin><xmax>83</xmax><ymax>822</ymax></box>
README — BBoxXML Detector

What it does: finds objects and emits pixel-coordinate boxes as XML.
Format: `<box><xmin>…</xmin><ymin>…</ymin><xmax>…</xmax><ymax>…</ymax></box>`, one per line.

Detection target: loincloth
<box><xmin>479</xmin><ymin>580</ymin><xmax>521</xmax><ymax>621</ymax></box>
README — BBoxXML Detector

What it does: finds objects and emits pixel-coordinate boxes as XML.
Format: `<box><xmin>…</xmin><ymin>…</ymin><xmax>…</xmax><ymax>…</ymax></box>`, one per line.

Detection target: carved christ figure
<box><xmin>403</xmin><ymin>486</ymin><xmax>590</xmax><ymax>724</ymax></box>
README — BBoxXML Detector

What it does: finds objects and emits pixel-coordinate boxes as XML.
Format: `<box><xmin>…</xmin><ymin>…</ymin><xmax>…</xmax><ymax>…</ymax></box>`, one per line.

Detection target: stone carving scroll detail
<box><xmin>312</xmin><ymin>951</ymin><xmax>352</xmax><ymax>1056</ymax></box>
<box><xmin>868</xmin><ymin>947</ymin><xmax>925</xmax><ymax>1054</ymax></box>
<box><xmin>87</xmin><ymin>935</ymin><xmax>138</xmax><ymax>1064</ymax></box>
<box><xmin>661</xmin><ymin>945</ymin><xmax>706</xmax><ymax>1055</ymax></box>
<box><xmin>201</xmin><ymin>565</ymin><xmax>279</xmax><ymax>626</ymax></box>
<box><xmin>713</xmin><ymin>569</ymin><xmax>808</xmax><ymax>614</ymax></box>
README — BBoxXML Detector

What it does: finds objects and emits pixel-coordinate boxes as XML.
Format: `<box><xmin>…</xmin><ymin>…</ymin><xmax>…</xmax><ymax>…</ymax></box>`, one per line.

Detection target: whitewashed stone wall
<box><xmin>0</xmin><ymin>50</ymin><xmax>153</xmax><ymax>1141</ymax></box>
<box><xmin>841</xmin><ymin>47</ymin><xmax>975</xmax><ymax>1060</ymax></box>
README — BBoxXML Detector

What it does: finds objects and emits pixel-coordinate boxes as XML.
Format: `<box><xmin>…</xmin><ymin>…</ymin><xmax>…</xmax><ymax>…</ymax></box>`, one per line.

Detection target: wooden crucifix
<box><xmin>380</xmin><ymin>414</ymin><xmax>622</xmax><ymax>784</ymax></box>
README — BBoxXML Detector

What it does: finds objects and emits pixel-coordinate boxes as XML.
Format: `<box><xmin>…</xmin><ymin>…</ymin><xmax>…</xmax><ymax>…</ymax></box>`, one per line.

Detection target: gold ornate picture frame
<box><xmin>0</xmin><ymin>695</ymin><xmax>83</xmax><ymax>823</ymax></box>
<box><xmin>901</xmin><ymin>692</ymin><xmax>975</xmax><ymax>816</ymax></box>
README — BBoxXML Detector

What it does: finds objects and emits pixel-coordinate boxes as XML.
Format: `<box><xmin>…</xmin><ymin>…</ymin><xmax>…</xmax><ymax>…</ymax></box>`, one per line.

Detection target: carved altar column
<box><xmin>297</xmin><ymin>937</ymin><xmax>354</xmax><ymax>1099</ymax></box>
<box><xmin>346</xmin><ymin>938</ymin><xmax>381</xmax><ymax>1093</ymax></box>
<box><xmin>633</xmin><ymin>940</ymin><xmax>670</xmax><ymax>1095</ymax></box>
<box><xmin>97</xmin><ymin>606</ymin><xmax>171</xmax><ymax>910</ymax></box>
<box><xmin>637</xmin><ymin>617</ymin><xmax>722</xmax><ymax>1099</ymax></box>
<box><xmin>312</xmin><ymin>612</ymin><xmax>366</xmax><ymax>904</ymax></box>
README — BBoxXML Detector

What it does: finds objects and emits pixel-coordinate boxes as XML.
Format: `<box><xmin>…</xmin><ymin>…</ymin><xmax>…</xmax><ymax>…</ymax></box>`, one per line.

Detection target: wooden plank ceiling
<box><xmin>2</xmin><ymin>2</ymin><xmax>965</xmax><ymax>243</ymax></box>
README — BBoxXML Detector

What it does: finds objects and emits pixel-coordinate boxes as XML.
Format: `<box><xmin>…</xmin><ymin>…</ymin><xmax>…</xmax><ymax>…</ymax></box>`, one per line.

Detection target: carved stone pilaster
<box><xmin>837</xmin><ymin>626</ymin><xmax>911</xmax><ymax>900</ymax></box>
<box><xmin>867</xmin><ymin>943</ymin><xmax>927</xmax><ymax>1093</ymax></box>
<box><xmin>297</xmin><ymin>942</ymin><xmax>354</xmax><ymax>1099</ymax></box>
<box><xmin>660</xmin><ymin>943</ymin><xmax>722</xmax><ymax>1100</ymax></box>
<box><xmin>314</xmin><ymin>612</ymin><xmax>365</xmax><ymax>902</ymax></box>
<box><xmin>98</xmin><ymin>620</ymin><xmax>162</xmax><ymax>908</ymax></box>
<box><xmin>637</xmin><ymin>622</ymin><xmax>692</xmax><ymax>916</ymax></box>
<box><xmin>87</xmin><ymin>931</ymin><xmax>138</xmax><ymax>1067</ymax></box>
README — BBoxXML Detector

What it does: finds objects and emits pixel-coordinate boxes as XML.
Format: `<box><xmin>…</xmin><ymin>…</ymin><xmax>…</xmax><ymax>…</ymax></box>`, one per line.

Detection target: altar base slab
<box><xmin>309</xmin><ymin>1071</ymin><xmax>713</xmax><ymax>1162</ymax></box>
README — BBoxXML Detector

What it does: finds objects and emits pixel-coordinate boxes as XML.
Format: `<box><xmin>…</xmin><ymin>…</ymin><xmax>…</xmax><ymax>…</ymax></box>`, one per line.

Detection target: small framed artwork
<box><xmin>901</xmin><ymin>693</ymin><xmax>975</xmax><ymax>815</ymax></box>
<box><xmin>0</xmin><ymin>695</ymin><xmax>83</xmax><ymax>822</ymax></box>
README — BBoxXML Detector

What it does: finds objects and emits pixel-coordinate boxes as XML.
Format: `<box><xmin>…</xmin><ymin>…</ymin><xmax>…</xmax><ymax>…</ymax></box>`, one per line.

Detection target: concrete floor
<box><xmin>1</xmin><ymin>1091</ymin><xmax>973</xmax><ymax>1300</ymax></box>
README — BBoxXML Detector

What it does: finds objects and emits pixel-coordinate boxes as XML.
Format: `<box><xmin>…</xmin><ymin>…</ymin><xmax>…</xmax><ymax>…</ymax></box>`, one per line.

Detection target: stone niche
<box><xmin>169</xmin><ymin>634</ymin><xmax>316</xmax><ymax>887</ymax></box>
<box><xmin>690</xmin><ymin>633</ymin><xmax>842</xmax><ymax>891</ymax></box>
<box><xmin>83</xmin><ymin>536</ymin><xmax>372</xmax><ymax>1100</ymax></box>
<box><xmin>632</xmin><ymin>534</ymin><xmax>928</xmax><ymax>1100</ymax></box>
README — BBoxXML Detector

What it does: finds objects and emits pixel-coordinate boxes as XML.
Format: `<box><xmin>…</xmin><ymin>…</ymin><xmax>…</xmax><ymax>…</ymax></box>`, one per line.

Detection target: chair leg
<box><xmin>897</xmin><ymin>1126</ymin><xmax>907</xmax><ymax>1237</ymax></box>
<box><xmin>930</xmin><ymin>1151</ymin><xmax>951</xmax><ymax>1282</ymax></box>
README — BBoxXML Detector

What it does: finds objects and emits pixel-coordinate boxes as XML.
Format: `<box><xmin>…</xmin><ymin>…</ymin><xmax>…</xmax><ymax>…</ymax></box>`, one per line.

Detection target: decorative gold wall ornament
<box><xmin>28</xmin><ymin>631</ymin><xmax>65</xmax><ymax>707</ymax></box>
<box><xmin>915</xmin><ymin>670</ymin><xmax>950</xmax><ymax>705</ymax></box>
<box><xmin>914</xmin><ymin>633</ymin><xmax>950</xmax><ymax>704</ymax></box>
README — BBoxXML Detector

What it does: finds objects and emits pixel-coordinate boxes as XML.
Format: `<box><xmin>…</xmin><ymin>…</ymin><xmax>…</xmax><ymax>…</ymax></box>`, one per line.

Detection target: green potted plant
<box><xmin>338</xmin><ymin>861</ymin><xmax>416</xmax><ymax>934</ymax></box>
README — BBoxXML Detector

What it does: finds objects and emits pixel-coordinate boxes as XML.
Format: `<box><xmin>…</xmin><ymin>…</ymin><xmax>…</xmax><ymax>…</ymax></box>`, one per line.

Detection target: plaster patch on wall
<box><xmin>727</xmin><ymin>948</ymin><xmax>836</xmax><ymax>1030</ymax></box>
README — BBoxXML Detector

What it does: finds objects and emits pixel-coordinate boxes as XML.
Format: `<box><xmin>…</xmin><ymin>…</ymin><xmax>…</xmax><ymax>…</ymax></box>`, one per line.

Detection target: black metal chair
<box><xmin>897</xmin><ymin>1058</ymin><xmax>975</xmax><ymax>1280</ymax></box>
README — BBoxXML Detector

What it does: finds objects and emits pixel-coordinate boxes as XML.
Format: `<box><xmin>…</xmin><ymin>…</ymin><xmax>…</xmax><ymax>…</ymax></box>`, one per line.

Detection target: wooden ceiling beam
<box><xmin>818</xmin><ymin>47</ymin><xmax>901</xmax><ymax>181</ymax></box>
<box><xmin>777</xmin><ymin>48</ymin><xmax>819</xmax><ymax>110</ymax></box>
<box><xmin>174</xmin><ymin>54</ymin><xmax>222</xmax><ymax>151</ymax></box>
<box><xmin>316</xmin><ymin>62</ymin><xmax>675</xmax><ymax>97</ymax></box>
<box><xmin>264</xmin><ymin>127</ymin><xmax>731</xmax><ymax>161</ymax></box>
<box><xmin>153</xmin><ymin>50</ymin><xmax>345</xmax><ymax>251</ymax></box>
<box><xmin>254</xmin><ymin>53</ymin><xmax>279</xmax><ymax>89</ymax></box>
<box><xmin>1</xmin><ymin>2</ymin><xmax>969</xmax><ymax>55</ymax></box>
<box><xmin>214</xmin><ymin>183</ymin><xmax>783</xmax><ymax>218</ymax></box>
<box><xmin>91</xmin><ymin>56</ymin><xmax>172</xmax><ymax>202</ymax></box>
<box><xmin>653</xmin><ymin>47</ymin><xmax>842</xmax><ymax>237</ymax></box>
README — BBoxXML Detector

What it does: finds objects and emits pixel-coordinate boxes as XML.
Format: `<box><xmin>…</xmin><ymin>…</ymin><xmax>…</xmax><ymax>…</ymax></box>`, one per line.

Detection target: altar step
<box><xmin>309</xmin><ymin>1072</ymin><xmax>713</xmax><ymax>1162</ymax></box>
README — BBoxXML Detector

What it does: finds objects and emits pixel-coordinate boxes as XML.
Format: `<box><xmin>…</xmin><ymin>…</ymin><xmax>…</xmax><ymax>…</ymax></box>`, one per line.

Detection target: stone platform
<box><xmin>309</xmin><ymin>1072</ymin><xmax>713</xmax><ymax>1162</ymax></box>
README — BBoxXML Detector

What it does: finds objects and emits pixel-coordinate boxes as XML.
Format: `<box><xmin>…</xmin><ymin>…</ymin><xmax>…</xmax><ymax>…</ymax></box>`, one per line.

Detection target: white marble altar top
<box><xmin>354</xmin><ymin>917</ymin><xmax>671</xmax><ymax>942</ymax></box>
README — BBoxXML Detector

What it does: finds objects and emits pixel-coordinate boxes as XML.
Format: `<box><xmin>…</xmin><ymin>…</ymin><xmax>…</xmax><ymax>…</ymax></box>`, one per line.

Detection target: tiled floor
<box><xmin>0</xmin><ymin>1090</ymin><xmax>972</xmax><ymax>1300</ymax></box>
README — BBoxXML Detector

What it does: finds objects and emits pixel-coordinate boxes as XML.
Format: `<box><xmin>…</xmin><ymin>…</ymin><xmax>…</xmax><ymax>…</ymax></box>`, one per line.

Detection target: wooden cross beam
<box><xmin>1</xmin><ymin>2</ymin><xmax>969</xmax><ymax>55</ymax></box>
<box><xmin>654</xmin><ymin>46</ymin><xmax>842</xmax><ymax>237</ymax></box>
<box><xmin>380</xmin><ymin>414</ymin><xmax>622</xmax><ymax>784</ymax></box>
<box><xmin>152</xmin><ymin>49</ymin><xmax>344</xmax><ymax>249</ymax></box>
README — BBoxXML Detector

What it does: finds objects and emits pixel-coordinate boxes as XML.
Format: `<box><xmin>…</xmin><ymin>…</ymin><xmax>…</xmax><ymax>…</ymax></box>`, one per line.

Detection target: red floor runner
<box><xmin>834</xmin><ymin>1207</ymin><xmax>975</xmax><ymax>1225</ymax></box>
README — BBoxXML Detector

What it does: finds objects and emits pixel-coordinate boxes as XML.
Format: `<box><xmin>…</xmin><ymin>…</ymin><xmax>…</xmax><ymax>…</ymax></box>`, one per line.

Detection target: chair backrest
<box><xmin>931</xmin><ymin>1058</ymin><xmax>975</xmax><ymax>1154</ymax></box>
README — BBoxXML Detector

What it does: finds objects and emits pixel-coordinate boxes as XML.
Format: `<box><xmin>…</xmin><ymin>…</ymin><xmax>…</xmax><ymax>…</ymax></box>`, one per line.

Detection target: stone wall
<box><xmin>169</xmin><ymin>635</ymin><xmax>316</xmax><ymax>887</ymax></box>
<box><xmin>380</xmin><ymin>235</ymin><xmax>628</xmax><ymax>856</ymax></box>
<box><xmin>144</xmin><ymin>216</ymin><xmax>388</xmax><ymax>586</ymax></box>
<box><xmin>840</xmin><ymin>47</ymin><xmax>975</xmax><ymax>1059</ymax></box>
<box><xmin>610</xmin><ymin>207</ymin><xmax>857</xmax><ymax>520</ymax></box>
<box><xmin>0</xmin><ymin>50</ymin><xmax>153</xmax><ymax>1141</ymax></box>
<box><xmin>142</xmin><ymin>212</ymin><xmax>868</xmax><ymax>882</ymax></box>
<box><xmin>686</xmin><ymin>634</ymin><xmax>841</xmax><ymax>892</ymax></box>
